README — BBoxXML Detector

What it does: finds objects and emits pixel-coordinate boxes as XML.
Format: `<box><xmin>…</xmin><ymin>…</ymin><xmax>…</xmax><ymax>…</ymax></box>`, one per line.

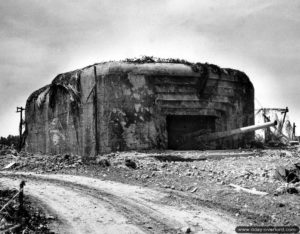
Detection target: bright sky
<box><xmin>0</xmin><ymin>0</ymin><xmax>300</xmax><ymax>137</ymax></box>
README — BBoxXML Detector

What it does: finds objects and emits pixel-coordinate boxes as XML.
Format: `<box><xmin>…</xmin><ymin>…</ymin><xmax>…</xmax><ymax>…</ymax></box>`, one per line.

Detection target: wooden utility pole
<box><xmin>281</xmin><ymin>107</ymin><xmax>289</xmax><ymax>125</ymax></box>
<box><xmin>16</xmin><ymin>107</ymin><xmax>25</xmax><ymax>150</ymax></box>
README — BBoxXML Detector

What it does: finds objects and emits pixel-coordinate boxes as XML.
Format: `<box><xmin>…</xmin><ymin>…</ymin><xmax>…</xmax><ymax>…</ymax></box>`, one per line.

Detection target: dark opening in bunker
<box><xmin>167</xmin><ymin>115</ymin><xmax>216</xmax><ymax>150</ymax></box>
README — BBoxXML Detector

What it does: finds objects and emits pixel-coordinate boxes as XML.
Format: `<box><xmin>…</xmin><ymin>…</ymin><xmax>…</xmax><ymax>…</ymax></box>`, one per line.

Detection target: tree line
<box><xmin>0</xmin><ymin>135</ymin><xmax>19</xmax><ymax>148</ymax></box>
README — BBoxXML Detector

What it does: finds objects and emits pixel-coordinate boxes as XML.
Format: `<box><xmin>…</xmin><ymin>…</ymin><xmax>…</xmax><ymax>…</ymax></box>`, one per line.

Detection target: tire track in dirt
<box><xmin>1</xmin><ymin>176</ymin><xmax>178</xmax><ymax>233</ymax></box>
<box><xmin>0</xmin><ymin>172</ymin><xmax>237</xmax><ymax>233</ymax></box>
<box><xmin>0</xmin><ymin>177</ymin><xmax>145</xmax><ymax>234</ymax></box>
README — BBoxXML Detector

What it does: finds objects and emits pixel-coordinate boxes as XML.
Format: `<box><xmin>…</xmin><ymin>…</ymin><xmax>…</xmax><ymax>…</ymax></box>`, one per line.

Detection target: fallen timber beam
<box><xmin>229</xmin><ymin>184</ymin><xmax>268</xmax><ymax>196</ymax></box>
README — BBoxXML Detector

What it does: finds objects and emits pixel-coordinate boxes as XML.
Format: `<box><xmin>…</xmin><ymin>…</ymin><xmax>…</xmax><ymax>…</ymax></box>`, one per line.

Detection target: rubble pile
<box><xmin>0</xmin><ymin>144</ymin><xmax>18</xmax><ymax>156</ymax></box>
<box><xmin>1</xmin><ymin>152</ymin><xmax>83</xmax><ymax>173</ymax></box>
<box><xmin>1</xmin><ymin>148</ymin><xmax>299</xmax><ymax>195</ymax></box>
<box><xmin>91</xmin><ymin>149</ymin><xmax>300</xmax><ymax>225</ymax></box>
<box><xmin>274</xmin><ymin>162</ymin><xmax>300</xmax><ymax>195</ymax></box>
<box><xmin>93</xmin><ymin>149</ymin><xmax>300</xmax><ymax>194</ymax></box>
<box><xmin>274</xmin><ymin>162</ymin><xmax>300</xmax><ymax>183</ymax></box>
<box><xmin>0</xmin><ymin>148</ymin><xmax>300</xmax><ymax>226</ymax></box>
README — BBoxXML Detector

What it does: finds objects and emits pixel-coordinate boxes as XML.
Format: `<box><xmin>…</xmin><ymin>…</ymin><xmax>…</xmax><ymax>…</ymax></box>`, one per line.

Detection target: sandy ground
<box><xmin>0</xmin><ymin>172</ymin><xmax>236</xmax><ymax>234</ymax></box>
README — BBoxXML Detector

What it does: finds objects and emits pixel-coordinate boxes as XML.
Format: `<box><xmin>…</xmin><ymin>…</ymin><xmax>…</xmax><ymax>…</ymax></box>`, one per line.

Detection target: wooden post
<box><xmin>16</xmin><ymin>107</ymin><xmax>25</xmax><ymax>151</ymax></box>
<box><xmin>281</xmin><ymin>107</ymin><xmax>289</xmax><ymax>126</ymax></box>
<box><xmin>18</xmin><ymin>181</ymin><xmax>25</xmax><ymax>209</ymax></box>
<box><xmin>17</xmin><ymin>180</ymin><xmax>26</xmax><ymax>222</ymax></box>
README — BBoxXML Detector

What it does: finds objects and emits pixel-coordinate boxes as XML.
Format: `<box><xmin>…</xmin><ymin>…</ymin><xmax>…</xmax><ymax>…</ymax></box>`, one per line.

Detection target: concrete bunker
<box><xmin>25</xmin><ymin>58</ymin><xmax>254</xmax><ymax>157</ymax></box>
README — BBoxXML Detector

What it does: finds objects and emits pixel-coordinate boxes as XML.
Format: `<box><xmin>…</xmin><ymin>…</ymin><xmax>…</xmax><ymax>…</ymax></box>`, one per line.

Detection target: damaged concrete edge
<box><xmin>26</xmin><ymin>57</ymin><xmax>252</xmax><ymax>105</ymax></box>
<box><xmin>26</xmin><ymin>84</ymin><xmax>51</xmax><ymax>109</ymax></box>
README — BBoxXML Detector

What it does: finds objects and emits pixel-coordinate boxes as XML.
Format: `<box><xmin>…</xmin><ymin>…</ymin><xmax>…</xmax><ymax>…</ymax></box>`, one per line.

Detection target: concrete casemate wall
<box><xmin>25</xmin><ymin>59</ymin><xmax>254</xmax><ymax>157</ymax></box>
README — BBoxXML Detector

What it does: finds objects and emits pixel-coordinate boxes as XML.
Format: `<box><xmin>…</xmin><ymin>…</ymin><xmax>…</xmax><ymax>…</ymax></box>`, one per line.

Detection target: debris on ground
<box><xmin>124</xmin><ymin>159</ymin><xmax>137</xmax><ymax>169</ymax></box>
<box><xmin>1</xmin><ymin>148</ymin><xmax>300</xmax><ymax>226</ymax></box>
<box><xmin>96</xmin><ymin>158</ymin><xmax>111</xmax><ymax>167</ymax></box>
<box><xmin>0</xmin><ymin>152</ymin><xmax>83</xmax><ymax>173</ymax></box>
<box><xmin>272</xmin><ymin>162</ymin><xmax>300</xmax><ymax>195</ymax></box>
<box><xmin>190</xmin><ymin>187</ymin><xmax>198</xmax><ymax>193</ymax></box>
<box><xmin>0</xmin><ymin>144</ymin><xmax>18</xmax><ymax>156</ymax></box>
<box><xmin>275</xmin><ymin>183</ymin><xmax>300</xmax><ymax>195</ymax></box>
<box><xmin>181</xmin><ymin>226</ymin><xmax>192</xmax><ymax>233</ymax></box>
<box><xmin>3</xmin><ymin>161</ymin><xmax>17</xmax><ymax>170</ymax></box>
<box><xmin>273</xmin><ymin>163</ymin><xmax>300</xmax><ymax>183</ymax></box>
<box><xmin>229</xmin><ymin>183</ymin><xmax>268</xmax><ymax>196</ymax></box>
<box><xmin>0</xmin><ymin>185</ymin><xmax>53</xmax><ymax>233</ymax></box>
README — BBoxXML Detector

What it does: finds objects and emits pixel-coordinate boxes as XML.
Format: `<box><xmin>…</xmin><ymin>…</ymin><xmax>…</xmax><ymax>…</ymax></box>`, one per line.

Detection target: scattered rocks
<box><xmin>96</xmin><ymin>158</ymin><xmax>111</xmax><ymax>167</ymax></box>
<box><xmin>141</xmin><ymin>174</ymin><xmax>150</xmax><ymax>179</ymax></box>
<box><xmin>0</xmin><ymin>145</ymin><xmax>18</xmax><ymax>156</ymax></box>
<box><xmin>275</xmin><ymin>183</ymin><xmax>300</xmax><ymax>195</ymax></box>
<box><xmin>181</xmin><ymin>226</ymin><xmax>192</xmax><ymax>233</ymax></box>
<box><xmin>125</xmin><ymin>159</ymin><xmax>137</xmax><ymax>169</ymax></box>
<box><xmin>45</xmin><ymin>215</ymin><xmax>56</xmax><ymax>220</ymax></box>
<box><xmin>1</xmin><ymin>148</ymin><xmax>300</xmax><ymax>228</ymax></box>
<box><xmin>274</xmin><ymin>163</ymin><xmax>300</xmax><ymax>183</ymax></box>
<box><xmin>0</xmin><ymin>153</ymin><xmax>83</xmax><ymax>172</ymax></box>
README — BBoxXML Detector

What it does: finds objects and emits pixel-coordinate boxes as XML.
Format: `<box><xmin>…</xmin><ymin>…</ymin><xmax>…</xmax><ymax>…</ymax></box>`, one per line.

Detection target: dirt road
<box><xmin>0</xmin><ymin>172</ymin><xmax>236</xmax><ymax>233</ymax></box>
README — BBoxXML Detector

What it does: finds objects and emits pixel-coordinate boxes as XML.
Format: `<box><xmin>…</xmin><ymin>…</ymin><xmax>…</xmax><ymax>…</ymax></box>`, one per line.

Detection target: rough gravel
<box><xmin>1</xmin><ymin>147</ymin><xmax>300</xmax><ymax>232</ymax></box>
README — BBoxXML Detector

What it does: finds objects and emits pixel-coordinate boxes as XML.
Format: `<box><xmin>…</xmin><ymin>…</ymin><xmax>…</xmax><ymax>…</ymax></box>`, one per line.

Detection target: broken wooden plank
<box><xmin>229</xmin><ymin>183</ymin><xmax>268</xmax><ymax>196</ymax></box>
<box><xmin>3</xmin><ymin>161</ymin><xmax>16</xmax><ymax>170</ymax></box>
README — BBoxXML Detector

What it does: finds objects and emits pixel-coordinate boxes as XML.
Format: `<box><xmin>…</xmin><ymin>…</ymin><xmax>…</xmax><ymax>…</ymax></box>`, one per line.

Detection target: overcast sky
<box><xmin>0</xmin><ymin>0</ymin><xmax>300</xmax><ymax>137</ymax></box>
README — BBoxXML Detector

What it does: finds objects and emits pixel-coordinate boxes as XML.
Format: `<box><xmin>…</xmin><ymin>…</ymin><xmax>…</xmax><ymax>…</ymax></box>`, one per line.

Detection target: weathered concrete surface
<box><xmin>25</xmin><ymin>59</ymin><xmax>254</xmax><ymax>156</ymax></box>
